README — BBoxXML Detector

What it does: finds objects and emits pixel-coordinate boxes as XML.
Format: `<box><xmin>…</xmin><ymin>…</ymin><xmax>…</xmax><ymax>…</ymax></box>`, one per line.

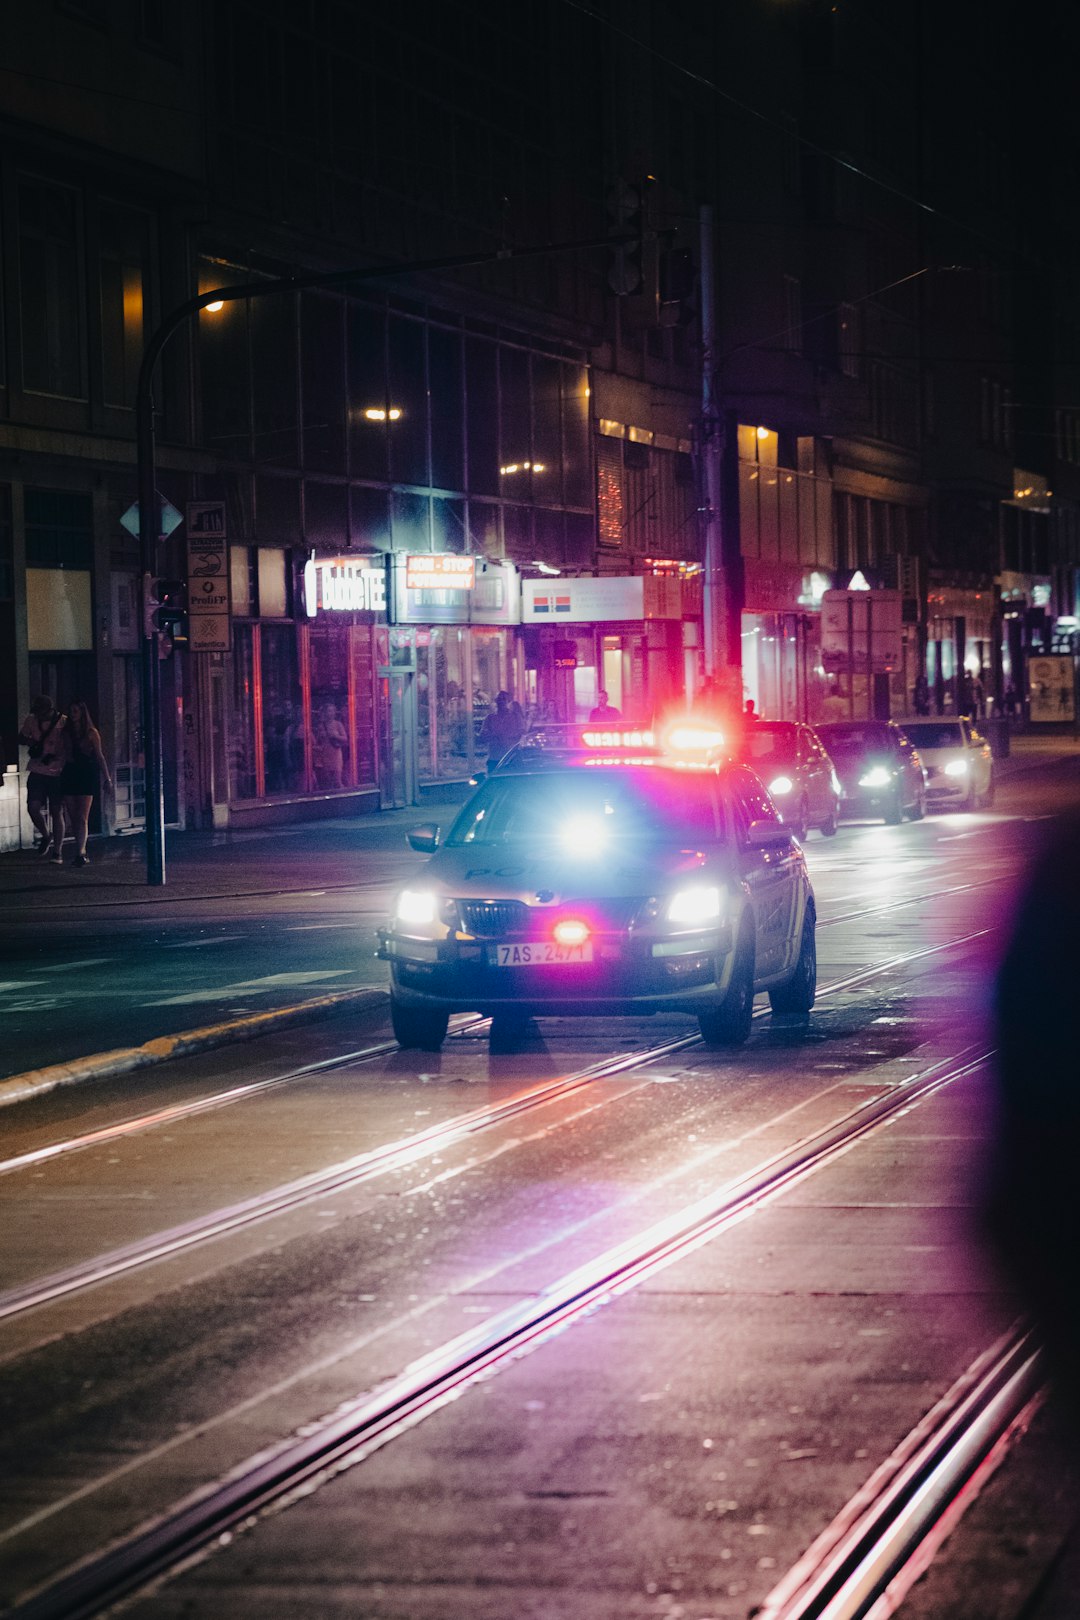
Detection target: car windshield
<box><xmin>898</xmin><ymin>722</ymin><xmax>964</xmax><ymax>749</ymax></box>
<box><xmin>742</xmin><ymin>725</ymin><xmax>799</xmax><ymax>766</ymax></box>
<box><xmin>445</xmin><ymin>767</ymin><xmax>722</xmax><ymax>848</ymax></box>
<box><xmin>817</xmin><ymin>723</ymin><xmax>890</xmax><ymax>755</ymax></box>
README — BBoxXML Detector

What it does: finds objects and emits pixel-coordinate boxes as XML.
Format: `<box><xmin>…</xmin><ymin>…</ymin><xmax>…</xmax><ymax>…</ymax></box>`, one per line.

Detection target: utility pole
<box><xmin>699</xmin><ymin>203</ymin><xmax>723</xmax><ymax>681</ymax></box>
<box><xmin>135</xmin><ymin>231</ymin><xmax>639</xmax><ymax>884</ymax></box>
<box><xmin>699</xmin><ymin>205</ymin><xmax>743</xmax><ymax>693</ymax></box>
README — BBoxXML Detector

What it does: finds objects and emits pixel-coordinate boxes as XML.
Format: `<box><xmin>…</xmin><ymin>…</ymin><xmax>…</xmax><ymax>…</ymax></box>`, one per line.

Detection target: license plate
<box><xmin>492</xmin><ymin>942</ymin><xmax>594</xmax><ymax>967</ymax></box>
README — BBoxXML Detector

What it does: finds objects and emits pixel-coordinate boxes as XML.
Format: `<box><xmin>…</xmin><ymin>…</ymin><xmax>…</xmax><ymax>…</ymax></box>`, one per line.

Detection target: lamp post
<box><xmin>135</xmin><ymin>231</ymin><xmax>634</xmax><ymax>883</ymax></box>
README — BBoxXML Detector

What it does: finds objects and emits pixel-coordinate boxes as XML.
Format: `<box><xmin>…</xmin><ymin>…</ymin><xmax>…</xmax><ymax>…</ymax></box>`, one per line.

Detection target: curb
<box><xmin>0</xmin><ymin>984</ymin><xmax>388</xmax><ymax>1111</ymax></box>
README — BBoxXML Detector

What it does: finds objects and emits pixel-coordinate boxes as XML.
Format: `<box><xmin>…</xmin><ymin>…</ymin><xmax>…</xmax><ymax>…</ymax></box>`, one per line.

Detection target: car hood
<box><xmin>828</xmin><ymin>750</ymin><xmax>893</xmax><ymax>782</ymax></box>
<box><xmin>418</xmin><ymin>841</ymin><xmax>716</xmax><ymax>901</ymax></box>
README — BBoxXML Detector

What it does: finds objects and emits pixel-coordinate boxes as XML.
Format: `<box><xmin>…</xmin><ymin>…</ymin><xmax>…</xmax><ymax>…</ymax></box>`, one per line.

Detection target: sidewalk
<box><xmin>0</xmin><ymin>793</ymin><xmax>469</xmax><ymax>912</ymax></box>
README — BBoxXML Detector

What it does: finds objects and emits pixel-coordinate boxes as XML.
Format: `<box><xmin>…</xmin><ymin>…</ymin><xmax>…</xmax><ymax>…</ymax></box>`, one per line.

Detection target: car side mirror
<box><xmin>406</xmin><ymin>823</ymin><xmax>441</xmax><ymax>854</ymax></box>
<box><xmin>745</xmin><ymin>818</ymin><xmax>791</xmax><ymax>849</ymax></box>
<box><xmin>467</xmin><ymin>770</ymin><xmax>487</xmax><ymax>786</ymax></box>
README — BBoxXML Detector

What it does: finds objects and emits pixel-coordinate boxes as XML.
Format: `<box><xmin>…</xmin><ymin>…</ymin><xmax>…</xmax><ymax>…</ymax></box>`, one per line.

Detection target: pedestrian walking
<box><xmin>17</xmin><ymin>694</ymin><xmax>68</xmax><ymax>857</ymax></box>
<box><xmin>58</xmin><ymin>700</ymin><xmax>112</xmax><ymax>867</ymax></box>
<box><xmin>913</xmin><ymin>673</ymin><xmax>930</xmax><ymax>716</ymax></box>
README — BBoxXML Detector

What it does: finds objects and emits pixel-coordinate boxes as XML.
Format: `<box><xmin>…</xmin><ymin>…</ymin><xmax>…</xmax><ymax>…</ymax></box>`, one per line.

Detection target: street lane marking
<box><xmin>37</xmin><ymin>959</ymin><xmax>113</xmax><ymax>973</ymax></box>
<box><xmin>163</xmin><ymin>936</ymin><xmax>245</xmax><ymax>949</ymax></box>
<box><xmin>148</xmin><ymin>970</ymin><xmax>354</xmax><ymax>1006</ymax></box>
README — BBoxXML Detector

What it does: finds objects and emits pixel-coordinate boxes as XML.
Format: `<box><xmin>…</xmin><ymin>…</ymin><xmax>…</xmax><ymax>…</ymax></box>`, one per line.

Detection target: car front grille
<box><xmin>457</xmin><ymin>897</ymin><xmax>644</xmax><ymax>938</ymax></box>
<box><xmin>459</xmin><ymin>901</ymin><xmax>530</xmax><ymax>936</ymax></box>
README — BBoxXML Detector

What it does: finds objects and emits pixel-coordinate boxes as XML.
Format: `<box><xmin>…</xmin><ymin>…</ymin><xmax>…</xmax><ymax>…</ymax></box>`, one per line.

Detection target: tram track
<box><xmin>0</xmin><ymin>867</ymin><xmax>1002</xmax><ymax>1179</ymax></box>
<box><xmin>5</xmin><ymin>1040</ymin><xmax>1030</xmax><ymax>1620</ymax></box>
<box><xmin>0</xmin><ymin>927</ymin><xmax>989</xmax><ymax>1327</ymax></box>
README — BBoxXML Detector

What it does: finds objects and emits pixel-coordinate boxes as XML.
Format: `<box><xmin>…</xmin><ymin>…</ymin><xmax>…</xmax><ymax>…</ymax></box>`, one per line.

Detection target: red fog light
<box><xmin>553</xmin><ymin>918</ymin><xmax>590</xmax><ymax>947</ymax></box>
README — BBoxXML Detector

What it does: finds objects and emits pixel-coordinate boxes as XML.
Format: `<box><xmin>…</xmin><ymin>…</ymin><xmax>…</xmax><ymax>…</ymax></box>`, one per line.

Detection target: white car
<box><xmin>897</xmin><ymin>717</ymin><xmax>994</xmax><ymax>810</ymax></box>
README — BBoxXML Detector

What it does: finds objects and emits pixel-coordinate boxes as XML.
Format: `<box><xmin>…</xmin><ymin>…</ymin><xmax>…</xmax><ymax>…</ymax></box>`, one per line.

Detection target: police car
<box><xmin>378</xmin><ymin>725</ymin><xmax>817</xmax><ymax>1051</ymax></box>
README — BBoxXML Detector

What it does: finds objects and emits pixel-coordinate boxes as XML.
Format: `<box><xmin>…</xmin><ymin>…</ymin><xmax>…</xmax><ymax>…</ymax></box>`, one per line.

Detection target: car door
<box><xmin>727</xmin><ymin>767</ymin><xmax>799</xmax><ymax>979</ymax></box>
<box><xmin>799</xmin><ymin>725</ymin><xmax>827</xmax><ymax>822</ymax></box>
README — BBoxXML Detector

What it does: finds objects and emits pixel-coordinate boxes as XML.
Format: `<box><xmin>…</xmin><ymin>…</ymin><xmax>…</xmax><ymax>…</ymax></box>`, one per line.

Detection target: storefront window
<box><xmin>418</xmin><ymin>625</ymin><xmax>471</xmax><ymax>781</ymax></box>
<box><xmin>349</xmin><ymin>625</ymin><xmax>377</xmax><ymax>785</ymax></box>
<box><xmin>230</xmin><ymin>625</ymin><xmax>257</xmax><ymax>800</ymax></box>
<box><xmin>472</xmin><ymin>626</ymin><xmax>513</xmax><ymax>727</ymax></box>
<box><xmin>309</xmin><ymin>624</ymin><xmax>350</xmax><ymax>789</ymax></box>
<box><xmin>260</xmin><ymin>623</ymin><xmax>304</xmax><ymax>793</ymax></box>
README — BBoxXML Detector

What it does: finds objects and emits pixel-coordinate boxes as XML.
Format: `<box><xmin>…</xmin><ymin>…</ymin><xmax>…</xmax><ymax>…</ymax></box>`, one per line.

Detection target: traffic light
<box><xmin>658</xmin><ymin>246</ymin><xmax>696</xmax><ymax>326</ymax></box>
<box><xmin>143</xmin><ymin>575</ymin><xmax>188</xmax><ymax>645</ymax></box>
<box><xmin>606</xmin><ymin>178</ymin><xmax>646</xmax><ymax>296</ymax></box>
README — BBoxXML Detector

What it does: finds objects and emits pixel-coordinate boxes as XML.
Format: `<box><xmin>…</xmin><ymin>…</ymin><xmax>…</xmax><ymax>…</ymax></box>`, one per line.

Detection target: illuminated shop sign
<box><xmin>405</xmin><ymin>554</ymin><xmax>476</xmax><ymax>591</ymax></box>
<box><xmin>304</xmin><ymin>556</ymin><xmax>386</xmax><ymax>616</ymax></box>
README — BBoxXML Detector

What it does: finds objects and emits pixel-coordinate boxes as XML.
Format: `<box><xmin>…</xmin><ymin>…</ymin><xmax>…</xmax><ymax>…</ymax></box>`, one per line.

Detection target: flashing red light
<box><xmin>665</xmin><ymin>723</ymin><xmax>725</xmax><ymax>753</ymax></box>
<box><xmin>580</xmin><ymin>728</ymin><xmax>656</xmax><ymax>749</ymax></box>
<box><xmin>553</xmin><ymin>918</ymin><xmax>590</xmax><ymax>947</ymax></box>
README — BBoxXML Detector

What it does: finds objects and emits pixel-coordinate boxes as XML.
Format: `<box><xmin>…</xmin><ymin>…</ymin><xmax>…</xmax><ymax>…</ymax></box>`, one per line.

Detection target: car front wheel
<box><xmin>390</xmin><ymin>997</ymin><xmax>449</xmax><ymax>1051</ymax></box>
<box><xmin>699</xmin><ymin>931</ymin><xmax>755</xmax><ymax>1048</ymax></box>
<box><xmin>819</xmin><ymin>801</ymin><xmax>839</xmax><ymax>837</ymax></box>
<box><xmin>768</xmin><ymin>909</ymin><xmax>816</xmax><ymax>1015</ymax></box>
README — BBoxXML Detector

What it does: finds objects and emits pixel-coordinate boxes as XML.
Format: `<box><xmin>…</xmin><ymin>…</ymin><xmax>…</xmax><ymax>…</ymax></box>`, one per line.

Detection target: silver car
<box><xmin>378</xmin><ymin>756</ymin><xmax>817</xmax><ymax>1051</ymax></box>
<box><xmin>896</xmin><ymin>717</ymin><xmax>994</xmax><ymax>810</ymax></box>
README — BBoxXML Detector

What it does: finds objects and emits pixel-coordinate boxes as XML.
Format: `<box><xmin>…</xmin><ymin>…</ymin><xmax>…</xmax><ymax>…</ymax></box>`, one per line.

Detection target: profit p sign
<box><xmin>186</xmin><ymin>503</ymin><xmax>230</xmax><ymax>652</ymax></box>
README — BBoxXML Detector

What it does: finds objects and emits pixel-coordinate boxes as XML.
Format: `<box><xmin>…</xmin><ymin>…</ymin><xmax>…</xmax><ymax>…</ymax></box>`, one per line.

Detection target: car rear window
<box><xmin>817</xmin><ymin>724</ymin><xmax>890</xmax><ymax>752</ymax></box>
<box><xmin>446</xmin><ymin>768</ymin><xmax>723</xmax><ymax>847</ymax></box>
<box><xmin>742</xmin><ymin>725</ymin><xmax>798</xmax><ymax>765</ymax></box>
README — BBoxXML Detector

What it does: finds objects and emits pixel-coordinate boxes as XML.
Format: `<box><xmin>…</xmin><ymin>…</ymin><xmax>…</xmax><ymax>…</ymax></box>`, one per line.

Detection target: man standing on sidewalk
<box><xmin>18</xmin><ymin>695</ymin><xmax>68</xmax><ymax>857</ymax></box>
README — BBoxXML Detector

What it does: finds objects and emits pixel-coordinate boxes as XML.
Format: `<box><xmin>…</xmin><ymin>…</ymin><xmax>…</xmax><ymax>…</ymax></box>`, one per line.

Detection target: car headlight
<box><xmin>395</xmin><ymin>888</ymin><xmax>439</xmax><ymax>926</ymax></box>
<box><xmin>768</xmin><ymin>775</ymin><xmax>794</xmax><ymax>796</ymax></box>
<box><xmin>944</xmin><ymin>758</ymin><xmax>968</xmax><ymax>777</ymax></box>
<box><xmin>667</xmin><ymin>885</ymin><xmax>723</xmax><ymax>925</ymax></box>
<box><xmin>858</xmin><ymin>765</ymin><xmax>893</xmax><ymax>788</ymax></box>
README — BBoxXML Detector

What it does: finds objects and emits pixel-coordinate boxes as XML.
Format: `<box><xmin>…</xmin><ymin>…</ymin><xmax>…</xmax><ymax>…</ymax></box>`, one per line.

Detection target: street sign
<box><xmin>186</xmin><ymin>503</ymin><xmax>230</xmax><ymax>651</ymax></box>
<box><xmin>821</xmin><ymin>589</ymin><xmax>902</xmax><ymax>673</ymax></box>
<box><xmin>120</xmin><ymin>496</ymin><xmax>183</xmax><ymax>539</ymax></box>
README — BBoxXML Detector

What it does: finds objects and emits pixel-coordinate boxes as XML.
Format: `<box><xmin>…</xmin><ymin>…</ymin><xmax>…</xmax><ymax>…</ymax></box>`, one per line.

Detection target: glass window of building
<box><xmin>257</xmin><ymin>548</ymin><xmax>288</xmax><ymax>618</ymax></box>
<box><xmin>498</xmin><ymin>346</ymin><xmax>531</xmax><ymax>501</ymax></box>
<box><xmin>392</xmin><ymin>490</ymin><xmax>430</xmax><ymax>552</ymax></box>
<box><xmin>429</xmin><ymin>325</ymin><xmax>464</xmax><ymax>492</ymax></box>
<box><xmin>301</xmin><ymin>294</ymin><xmax>345</xmax><ymax>473</ymax></box>
<box><xmin>19</xmin><ymin>178</ymin><xmax>85</xmax><ymax>399</ymax></box>
<box><xmin>562</xmin><ymin>363</ymin><xmax>591</xmax><ymax>507</ymax></box>
<box><xmin>252</xmin><ymin>297</ymin><xmax>298</xmax><ymax>465</ymax></box>
<box><xmin>350</xmin><ymin>485</ymin><xmax>390</xmax><ymax>550</ymax></box>
<box><xmin>230</xmin><ymin>626</ymin><xmax>257</xmax><ymax>800</ymax></box>
<box><xmin>200</xmin><ymin>293</ymin><xmax>250</xmax><ymax>456</ymax></box>
<box><xmin>347</xmin><ymin>303</ymin><xmax>388</xmax><ymax>480</ymax></box>
<box><xmin>99</xmin><ymin>203</ymin><xmax>148</xmax><ymax>408</ymax></box>
<box><xmin>531</xmin><ymin>355</ymin><xmax>563</xmax><ymax>507</ymax></box>
<box><xmin>230</xmin><ymin>545</ymin><xmax>252</xmax><ymax>616</ymax></box>
<box><xmin>465</xmin><ymin>338</ymin><xmax>498</xmax><ymax>495</ymax></box>
<box><xmin>416</xmin><ymin>625</ymin><xmax>471</xmax><ymax>783</ymax></box>
<box><xmin>387</xmin><ymin>316</ymin><xmax>428</xmax><ymax>486</ymax></box>
<box><xmin>309</xmin><ymin>626</ymin><xmax>350</xmax><ymax>788</ymax></box>
<box><xmin>261</xmin><ymin>624</ymin><xmax>304</xmax><ymax>792</ymax></box>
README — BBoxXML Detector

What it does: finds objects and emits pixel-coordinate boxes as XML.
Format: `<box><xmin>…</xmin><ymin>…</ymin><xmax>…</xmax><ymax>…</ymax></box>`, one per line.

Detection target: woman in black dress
<box><xmin>59</xmin><ymin>700</ymin><xmax>112</xmax><ymax>867</ymax></box>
